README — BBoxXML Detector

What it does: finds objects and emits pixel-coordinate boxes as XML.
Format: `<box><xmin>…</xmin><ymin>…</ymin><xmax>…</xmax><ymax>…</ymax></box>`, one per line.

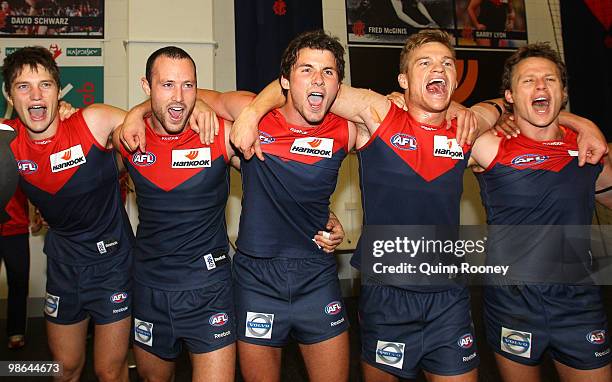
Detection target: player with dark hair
<box><xmin>2</xmin><ymin>46</ymin><xmax>132</xmax><ymax>382</ymax></box>
<box><xmin>468</xmin><ymin>42</ymin><xmax>612</xmax><ymax>382</ymax></box>
<box><xmin>121</xmin><ymin>30</ymin><xmax>352</xmax><ymax>381</ymax></box>
<box><xmin>229</xmin><ymin>29</ymin><xmax>608</xmax><ymax>381</ymax></box>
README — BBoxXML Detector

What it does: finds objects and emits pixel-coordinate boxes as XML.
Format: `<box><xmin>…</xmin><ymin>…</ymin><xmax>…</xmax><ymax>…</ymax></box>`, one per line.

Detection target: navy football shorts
<box><xmin>44</xmin><ymin>252</ymin><xmax>132</xmax><ymax>325</ymax></box>
<box><xmin>233</xmin><ymin>252</ymin><xmax>349</xmax><ymax>347</ymax></box>
<box><xmin>484</xmin><ymin>284</ymin><xmax>611</xmax><ymax>369</ymax></box>
<box><xmin>360</xmin><ymin>284</ymin><xmax>479</xmax><ymax>379</ymax></box>
<box><xmin>132</xmin><ymin>277</ymin><xmax>235</xmax><ymax>359</ymax></box>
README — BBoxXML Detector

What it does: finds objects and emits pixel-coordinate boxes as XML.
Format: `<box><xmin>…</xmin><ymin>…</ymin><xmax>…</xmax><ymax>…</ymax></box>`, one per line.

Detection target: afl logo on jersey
<box><xmin>17</xmin><ymin>160</ymin><xmax>38</xmax><ymax>174</ymax></box>
<box><xmin>132</xmin><ymin>152</ymin><xmax>157</xmax><ymax>167</ymax></box>
<box><xmin>511</xmin><ymin>154</ymin><xmax>549</xmax><ymax>166</ymax></box>
<box><xmin>390</xmin><ymin>133</ymin><xmax>417</xmax><ymax>151</ymax></box>
<box><xmin>259</xmin><ymin>131</ymin><xmax>275</xmax><ymax>145</ymax></box>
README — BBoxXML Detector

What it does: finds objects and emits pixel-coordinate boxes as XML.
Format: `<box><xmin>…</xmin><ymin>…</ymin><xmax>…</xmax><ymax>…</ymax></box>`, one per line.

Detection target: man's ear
<box><xmin>280</xmin><ymin>76</ymin><xmax>290</xmax><ymax>91</ymax></box>
<box><xmin>397</xmin><ymin>73</ymin><xmax>408</xmax><ymax>90</ymax></box>
<box><xmin>504</xmin><ymin>89</ymin><xmax>514</xmax><ymax>105</ymax></box>
<box><xmin>141</xmin><ymin>77</ymin><xmax>151</xmax><ymax>96</ymax></box>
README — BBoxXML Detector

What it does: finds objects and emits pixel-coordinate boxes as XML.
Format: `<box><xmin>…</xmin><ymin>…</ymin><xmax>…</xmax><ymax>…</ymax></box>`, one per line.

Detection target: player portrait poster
<box><xmin>346</xmin><ymin>0</ymin><xmax>526</xmax><ymax>48</ymax></box>
<box><xmin>0</xmin><ymin>40</ymin><xmax>104</xmax><ymax>118</ymax></box>
<box><xmin>347</xmin><ymin>0</ymin><xmax>455</xmax><ymax>45</ymax></box>
<box><xmin>455</xmin><ymin>0</ymin><xmax>527</xmax><ymax>48</ymax></box>
<box><xmin>0</xmin><ymin>0</ymin><xmax>103</xmax><ymax>38</ymax></box>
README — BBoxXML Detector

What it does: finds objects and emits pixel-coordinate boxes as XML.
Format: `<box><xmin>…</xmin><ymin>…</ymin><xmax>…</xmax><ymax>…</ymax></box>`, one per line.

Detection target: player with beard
<box><xmin>121</xmin><ymin>31</ymin><xmax>352</xmax><ymax>381</ymax></box>
<box><xmin>117</xmin><ymin>42</ymin><xmax>346</xmax><ymax>382</ymax></box>
<box><xmin>2</xmin><ymin>46</ymin><xmax>133</xmax><ymax>382</ymax></box>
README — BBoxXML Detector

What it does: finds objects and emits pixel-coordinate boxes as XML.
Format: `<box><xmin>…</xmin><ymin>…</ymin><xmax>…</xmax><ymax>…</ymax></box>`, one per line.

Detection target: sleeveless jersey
<box><xmin>354</xmin><ymin>104</ymin><xmax>470</xmax><ymax>291</ymax></box>
<box><xmin>476</xmin><ymin>127</ymin><xmax>600</xmax><ymax>283</ymax></box>
<box><xmin>9</xmin><ymin>110</ymin><xmax>133</xmax><ymax>265</ymax></box>
<box><xmin>236</xmin><ymin>109</ymin><xmax>349</xmax><ymax>258</ymax></box>
<box><xmin>119</xmin><ymin>118</ymin><xmax>230</xmax><ymax>290</ymax></box>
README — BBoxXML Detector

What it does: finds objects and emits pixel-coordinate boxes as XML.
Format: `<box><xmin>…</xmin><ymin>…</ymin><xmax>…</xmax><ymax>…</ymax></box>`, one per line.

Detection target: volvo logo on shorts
<box><xmin>457</xmin><ymin>333</ymin><xmax>474</xmax><ymax>349</ymax></box>
<box><xmin>390</xmin><ymin>133</ymin><xmax>417</xmax><ymax>151</ymax></box>
<box><xmin>245</xmin><ymin>312</ymin><xmax>274</xmax><ymax>339</ymax></box>
<box><xmin>134</xmin><ymin>318</ymin><xmax>154</xmax><ymax>346</ymax></box>
<box><xmin>44</xmin><ymin>292</ymin><xmax>60</xmax><ymax>318</ymax></box>
<box><xmin>110</xmin><ymin>292</ymin><xmax>128</xmax><ymax>304</ymax></box>
<box><xmin>209</xmin><ymin>313</ymin><xmax>229</xmax><ymax>327</ymax></box>
<box><xmin>501</xmin><ymin>327</ymin><xmax>532</xmax><ymax>358</ymax></box>
<box><xmin>511</xmin><ymin>154</ymin><xmax>549</xmax><ymax>166</ymax></box>
<box><xmin>17</xmin><ymin>160</ymin><xmax>38</xmax><ymax>174</ymax></box>
<box><xmin>324</xmin><ymin>301</ymin><xmax>342</xmax><ymax>315</ymax></box>
<box><xmin>375</xmin><ymin>341</ymin><xmax>405</xmax><ymax>369</ymax></box>
<box><xmin>259</xmin><ymin>131</ymin><xmax>275</xmax><ymax>144</ymax></box>
<box><xmin>586</xmin><ymin>330</ymin><xmax>606</xmax><ymax>345</ymax></box>
<box><xmin>132</xmin><ymin>152</ymin><xmax>157</xmax><ymax>167</ymax></box>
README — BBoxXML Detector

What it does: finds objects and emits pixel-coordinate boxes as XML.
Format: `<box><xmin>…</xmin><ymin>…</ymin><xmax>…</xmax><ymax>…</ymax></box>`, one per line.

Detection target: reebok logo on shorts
<box><xmin>134</xmin><ymin>318</ymin><xmax>154</xmax><ymax>346</ymax></box>
<box><xmin>375</xmin><ymin>341</ymin><xmax>405</xmax><ymax>369</ymax></box>
<box><xmin>44</xmin><ymin>292</ymin><xmax>60</xmax><ymax>318</ymax></box>
<box><xmin>501</xmin><ymin>327</ymin><xmax>532</xmax><ymax>358</ymax></box>
<box><xmin>245</xmin><ymin>312</ymin><xmax>274</xmax><ymax>339</ymax></box>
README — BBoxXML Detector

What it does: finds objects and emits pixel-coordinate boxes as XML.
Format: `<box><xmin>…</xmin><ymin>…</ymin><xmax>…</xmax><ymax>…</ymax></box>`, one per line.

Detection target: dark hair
<box><xmin>2</xmin><ymin>46</ymin><xmax>60</xmax><ymax>94</ymax></box>
<box><xmin>145</xmin><ymin>46</ymin><xmax>197</xmax><ymax>84</ymax></box>
<box><xmin>501</xmin><ymin>42</ymin><xmax>568</xmax><ymax>108</ymax></box>
<box><xmin>399</xmin><ymin>29</ymin><xmax>455</xmax><ymax>73</ymax></box>
<box><xmin>279</xmin><ymin>30</ymin><xmax>345</xmax><ymax>84</ymax></box>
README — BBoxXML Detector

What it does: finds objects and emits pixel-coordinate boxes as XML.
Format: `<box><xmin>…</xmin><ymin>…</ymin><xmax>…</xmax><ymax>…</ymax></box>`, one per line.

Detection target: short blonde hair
<box><xmin>399</xmin><ymin>29</ymin><xmax>455</xmax><ymax>73</ymax></box>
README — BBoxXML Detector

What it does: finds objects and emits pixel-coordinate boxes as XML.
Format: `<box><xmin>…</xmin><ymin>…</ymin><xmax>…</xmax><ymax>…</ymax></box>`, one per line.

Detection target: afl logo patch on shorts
<box><xmin>209</xmin><ymin>313</ymin><xmax>229</xmax><ymax>327</ymax></box>
<box><xmin>375</xmin><ymin>341</ymin><xmax>405</xmax><ymax>369</ymax></box>
<box><xmin>501</xmin><ymin>327</ymin><xmax>532</xmax><ymax>358</ymax></box>
<box><xmin>44</xmin><ymin>292</ymin><xmax>60</xmax><ymax>318</ymax></box>
<box><xmin>457</xmin><ymin>333</ymin><xmax>474</xmax><ymax>349</ymax></box>
<box><xmin>324</xmin><ymin>301</ymin><xmax>342</xmax><ymax>315</ymax></box>
<box><xmin>245</xmin><ymin>312</ymin><xmax>274</xmax><ymax>339</ymax></box>
<box><xmin>586</xmin><ymin>330</ymin><xmax>606</xmax><ymax>345</ymax></box>
<box><xmin>134</xmin><ymin>318</ymin><xmax>154</xmax><ymax>346</ymax></box>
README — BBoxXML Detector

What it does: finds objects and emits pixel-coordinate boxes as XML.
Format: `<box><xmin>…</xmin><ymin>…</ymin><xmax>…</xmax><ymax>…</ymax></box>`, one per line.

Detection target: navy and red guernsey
<box><xmin>118</xmin><ymin>118</ymin><xmax>230</xmax><ymax>290</ymax></box>
<box><xmin>353</xmin><ymin>103</ymin><xmax>471</xmax><ymax>270</ymax></box>
<box><xmin>8</xmin><ymin>110</ymin><xmax>133</xmax><ymax>265</ymax></box>
<box><xmin>236</xmin><ymin>109</ymin><xmax>349</xmax><ymax>258</ymax></box>
<box><xmin>476</xmin><ymin>127</ymin><xmax>601</xmax><ymax>282</ymax></box>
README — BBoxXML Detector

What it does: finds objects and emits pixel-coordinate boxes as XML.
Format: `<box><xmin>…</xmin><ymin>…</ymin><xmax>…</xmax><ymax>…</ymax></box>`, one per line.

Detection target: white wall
<box><xmin>0</xmin><ymin>0</ymin><xmax>565</xmax><ymax>305</ymax></box>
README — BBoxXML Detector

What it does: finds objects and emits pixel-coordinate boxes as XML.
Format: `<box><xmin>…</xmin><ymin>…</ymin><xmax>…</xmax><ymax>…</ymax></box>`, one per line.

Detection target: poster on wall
<box><xmin>0</xmin><ymin>0</ymin><xmax>103</xmax><ymax>38</ymax></box>
<box><xmin>454</xmin><ymin>0</ymin><xmax>527</xmax><ymax>48</ymax></box>
<box><xmin>346</xmin><ymin>0</ymin><xmax>455</xmax><ymax>45</ymax></box>
<box><xmin>346</xmin><ymin>0</ymin><xmax>527</xmax><ymax>48</ymax></box>
<box><xmin>0</xmin><ymin>40</ymin><xmax>103</xmax><ymax>119</ymax></box>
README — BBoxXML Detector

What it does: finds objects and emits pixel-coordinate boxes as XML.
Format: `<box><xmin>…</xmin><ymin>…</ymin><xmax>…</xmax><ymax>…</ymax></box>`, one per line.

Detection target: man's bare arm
<box><xmin>82</xmin><ymin>104</ymin><xmax>127</xmax><ymax>148</ymax></box>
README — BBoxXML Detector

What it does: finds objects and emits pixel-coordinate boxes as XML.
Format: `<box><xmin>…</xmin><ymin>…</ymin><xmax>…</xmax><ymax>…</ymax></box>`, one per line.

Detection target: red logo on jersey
<box><xmin>185</xmin><ymin>150</ymin><xmax>199</xmax><ymax>160</ymax></box>
<box><xmin>308</xmin><ymin>139</ymin><xmax>322</xmax><ymax>148</ymax></box>
<box><xmin>61</xmin><ymin>150</ymin><xmax>72</xmax><ymax>160</ymax></box>
<box><xmin>353</xmin><ymin>21</ymin><xmax>366</xmax><ymax>37</ymax></box>
<box><xmin>273</xmin><ymin>0</ymin><xmax>286</xmax><ymax>16</ymax></box>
